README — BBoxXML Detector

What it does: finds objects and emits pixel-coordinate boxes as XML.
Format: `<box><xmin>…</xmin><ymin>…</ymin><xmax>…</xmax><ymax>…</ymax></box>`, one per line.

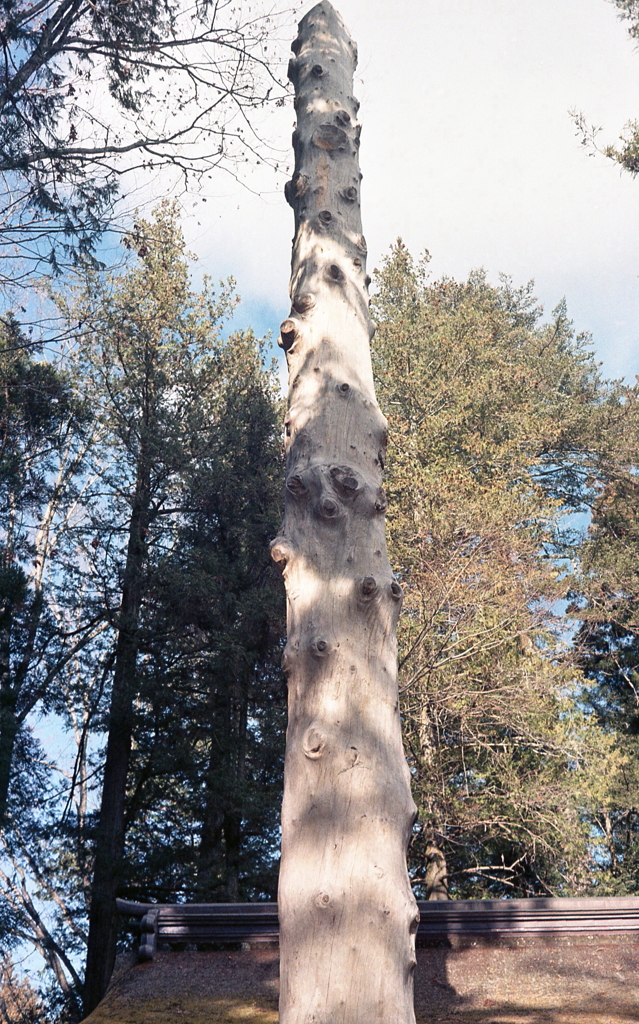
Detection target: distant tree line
<box><xmin>2</xmin><ymin>224</ymin><xmax>639</xmax><ymax>1021</ymax></box>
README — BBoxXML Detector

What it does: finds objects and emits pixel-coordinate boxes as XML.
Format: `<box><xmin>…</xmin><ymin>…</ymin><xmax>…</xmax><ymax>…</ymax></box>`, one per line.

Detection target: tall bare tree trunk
<box><xmin>273</xmin><ymin>5</ymin><xmax>419</xmax><ymax>1022</ymax></box>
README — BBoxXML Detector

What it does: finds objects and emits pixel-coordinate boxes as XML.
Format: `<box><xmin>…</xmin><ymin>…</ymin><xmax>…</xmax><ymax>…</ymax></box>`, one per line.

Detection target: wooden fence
<box><xmin>117</xmin><ymin>897</ymin><xmax>639</xmax><ymax>961</ymax></box>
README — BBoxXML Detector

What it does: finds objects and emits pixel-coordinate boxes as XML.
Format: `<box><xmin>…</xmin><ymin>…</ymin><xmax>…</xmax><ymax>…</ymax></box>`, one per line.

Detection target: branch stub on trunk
<box><xmin>278</xmin><ymin>4</ymin><xmax>418</xmax><ymax>1022</ymax></box>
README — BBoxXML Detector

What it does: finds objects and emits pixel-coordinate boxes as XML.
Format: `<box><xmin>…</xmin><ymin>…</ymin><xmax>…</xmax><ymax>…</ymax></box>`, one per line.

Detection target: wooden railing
<box><xmin>116</xmin><ymin>897</ymin><xmax>639</xmax><ymax>962</ymax></box>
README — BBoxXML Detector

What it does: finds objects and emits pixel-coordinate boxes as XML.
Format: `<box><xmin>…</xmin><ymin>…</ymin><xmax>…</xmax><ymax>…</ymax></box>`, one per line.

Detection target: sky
<box><xmin>178</xmin><ymin>0</ymin><xmax>639</xmax><ymax>383</ymax></box>
<box><xmin>13</xmin><ymin>0</ymin><xmax>639</xmax><ymax>969</ymax></box>
<box><xmin>14</xmin><ymin>1</ymin><xmax>639</xmax><ymax>971</ymax></box>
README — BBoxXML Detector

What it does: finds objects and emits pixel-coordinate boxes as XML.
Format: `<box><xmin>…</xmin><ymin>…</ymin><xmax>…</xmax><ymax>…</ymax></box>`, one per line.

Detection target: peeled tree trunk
<box><xmin>272</xmin><ymin>5</ymin><xmax>419</xmax><ymax>1022</ymax></box>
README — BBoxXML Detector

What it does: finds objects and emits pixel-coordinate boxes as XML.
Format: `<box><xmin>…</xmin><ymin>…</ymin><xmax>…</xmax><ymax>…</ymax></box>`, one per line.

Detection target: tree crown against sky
<box><xmin>3</xmin><ymin>0</ymin><xmax>639</xmax><ymax>1007</ymax></box>
<box><xmin>0</xmin><ymin>0</ymin><xmax>290</xmax><ymax>291</ymax></box>
<box><xmin>0</xmin><ymin>313</ymin><xmax>96</xmax><ymax>828</ymax></box>
<box><xmin>1</xmin><ymin>205</ymin><xmax>286</xmax><ymax>1018</ymax></box>
<box><xmin>4</xmin><ymin>226</ymin><xmax>639</xmax><ymax>1014</ymax></box>
<box><xmin>371</xmin><ymin>241</ymin><xmax>636</xmax><ymax>898</ymax></box>
<box><xmin>571</xmin><ymin>0</ymin><xmax>639</xmax><ymax>176</ymax></box>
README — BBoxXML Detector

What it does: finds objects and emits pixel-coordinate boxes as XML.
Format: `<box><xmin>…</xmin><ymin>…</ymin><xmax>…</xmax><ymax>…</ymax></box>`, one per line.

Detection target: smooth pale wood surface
<box><xmin>273</xmin><ymin>4</ymin><xmax>419</xmax><ymax>1023</ymax></box>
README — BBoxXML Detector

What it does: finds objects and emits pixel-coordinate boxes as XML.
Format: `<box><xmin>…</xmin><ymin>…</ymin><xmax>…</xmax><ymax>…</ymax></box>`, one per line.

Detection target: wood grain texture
<box><xmin>273</xmin><ymin>4</ymin><xmax>419</xmax><ymax>1022</ymax></box>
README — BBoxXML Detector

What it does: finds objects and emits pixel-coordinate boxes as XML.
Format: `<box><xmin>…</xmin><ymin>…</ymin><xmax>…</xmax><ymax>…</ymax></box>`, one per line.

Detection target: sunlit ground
<box><xmin>82</xmin><ymin>941</ymin><xmax>639</xmax><ymax>1024</ymax></box>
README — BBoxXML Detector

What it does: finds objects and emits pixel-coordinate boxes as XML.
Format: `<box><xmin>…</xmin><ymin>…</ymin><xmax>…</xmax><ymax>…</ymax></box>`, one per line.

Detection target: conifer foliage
<box><xmin>574</xmin><ymin>439</ymin><xmax>639</xmax><ymax>891</ymax></box>
<box><xmin>0</xmin><ymin>204</ymin><xmax>285</xmax><ymax>1019</ymax></box>
<box><xmin>371</xmin><ymin>243</ymin><xmax>630</xmax><ymax>898</ymax></box>
<box><xmin>3</xmin><ymin>227</ymin><xmax>639</xmax><ymax>1019</ymax></box>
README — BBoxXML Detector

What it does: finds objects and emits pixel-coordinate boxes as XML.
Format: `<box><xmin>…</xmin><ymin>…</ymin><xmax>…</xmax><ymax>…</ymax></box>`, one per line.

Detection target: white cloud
<box><xmin>177</xmin><ymin>0</ymin><xmax>639</xmax><ymax>380</ymax></box>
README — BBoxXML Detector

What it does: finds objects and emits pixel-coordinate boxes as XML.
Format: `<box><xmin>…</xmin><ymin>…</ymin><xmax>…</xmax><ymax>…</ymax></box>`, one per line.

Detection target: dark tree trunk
<box><xmin>223</xmin><ymin>808</ymin><xmax>242</xmax><ymax>901</ymax></box>
<box><xmin>196</xmin><ymin>678</ymin><xmax>249</xmax><ymax>902</ymax></box>
<box><xmin>0</xmin><ymin>589</ymin><xmax>15</xmax><ymax>827</ymax></box>
<box><xmin>0</xmin><ymin>696</ymin><xmax>18</xmax><ymax>827</ymax></box>
<box><xmin>0</xmin><ymin>586</ymin><xmax>42</xmax><ymax>827</ymax></box>
<box><xmin>223</xmin><ymin>680</ymin><xmax>248</xmax><ymax>900</ymax></box>
<box><xmin>195</xmin><ymin>683</ymin><xmax>228</xmax><ymax>901</ymax></box>
<box><xmin>196</xmin><ymin>758</ymin><xmax>225</xmax><ymax>901</ymax></box>
<box><xmin>83</xmin><ymin>471</ymin><xmax>150</xmax><ymax>1014</ymax></box>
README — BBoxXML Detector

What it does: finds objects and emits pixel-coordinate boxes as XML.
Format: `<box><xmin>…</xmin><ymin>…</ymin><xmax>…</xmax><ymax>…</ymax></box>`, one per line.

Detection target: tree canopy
<box><xmin>3</xmin><ymin>227</ymin><xmax>639</xmax><ymax>1018</ymax></box>
<box><xmin>371</xmin><ymin>242</ymin><xmax>637</xmax><ymax>898</ymax></box>
<box><xmin>0</xmin><ymin>0</ymin><xmax>288</xmax><ymax>288</ymax></box>
<box><xmin>4</xmin><ymin>3</ymin><xmax>639</xmax><ymax>1018</ymax></box>
<box><xmin>0</xmin><ymin>204</ymin><xmax>285</xmax><ymax>1019</ymax></box>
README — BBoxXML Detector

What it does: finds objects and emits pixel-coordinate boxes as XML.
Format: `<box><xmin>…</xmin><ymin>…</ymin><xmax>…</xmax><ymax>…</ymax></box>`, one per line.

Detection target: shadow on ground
<box><xmin>415</xmin><ymin>939</ymin><xmax>639</xmax><ymax>1024</ymax></box>
<box><xmin>83</xmin><ymin>938</ymin><xmax>639</xmax><ymax>1024</ymax></box>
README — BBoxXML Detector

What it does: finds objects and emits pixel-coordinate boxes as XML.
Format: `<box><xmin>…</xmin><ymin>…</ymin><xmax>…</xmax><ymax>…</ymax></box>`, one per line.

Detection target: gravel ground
<box><xmin>83</xmin><ymin>939</ymin><xmax>639</xmax><ymax>1024</ymax></box>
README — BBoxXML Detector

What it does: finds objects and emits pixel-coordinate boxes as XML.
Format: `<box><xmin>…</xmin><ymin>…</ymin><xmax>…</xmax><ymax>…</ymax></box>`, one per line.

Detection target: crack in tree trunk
<box><xmin>274</xmin><ymin>5</ymin><xmax>418</xmax><ymax>1021</ymax></box>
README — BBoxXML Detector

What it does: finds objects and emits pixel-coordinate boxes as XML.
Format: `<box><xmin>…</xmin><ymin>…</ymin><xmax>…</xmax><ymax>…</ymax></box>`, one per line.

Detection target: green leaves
<box><xmin>60</xmin><ymin>203</ymin><xmax>286</xmax><ymax>907</ymax></box>
<box><xmin>1</xmin><ymin>205</ymin><xmax>285</xmax><ymax>1012</ymax></box>
<box><xmin>372</xmin><ymin>243</ymin><xmax>623</xmax><ymax>898</ymax></box>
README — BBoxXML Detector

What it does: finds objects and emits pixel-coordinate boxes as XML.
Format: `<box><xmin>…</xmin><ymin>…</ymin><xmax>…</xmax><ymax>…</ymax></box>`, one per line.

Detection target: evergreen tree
<box><xmin>118</xmin><ymin>331</ymin><xmax>285</xmax><ymax>906</ymax></box>
<box><xmin>51</xmin><ymin>202</ymin><xmax>285</xmax><ymax>1010</ymax></box>
<box><xmin>573</xmin><ymin>416</ymin><xmax>639</xmax><ymax>892</ymax></box>
<box><xmin>0</xmin><ymin>317</ymin><xmax>93</xmax><ymax>827</ymax></box>
<box><xmin>0</xmin><ymin>203</ymin><xmax>285</xmax><ymax>1018</ymax></box>
<box><xmin>371</xmin><ymin>243</ymin><xmax>620</xmax><ymax>898</ymax></box>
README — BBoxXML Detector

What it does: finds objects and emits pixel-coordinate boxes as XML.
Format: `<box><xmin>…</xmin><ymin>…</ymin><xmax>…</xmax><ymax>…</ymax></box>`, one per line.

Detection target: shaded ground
<box><xmin>83</xmin><ymin>937</ymin><xmax>639</xmax><ymax>1023</ymax></box>
<box><xmin>416</xmin><ymin>937</ymin><xmax>639</xmax><ymax>1023</ymax></box>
